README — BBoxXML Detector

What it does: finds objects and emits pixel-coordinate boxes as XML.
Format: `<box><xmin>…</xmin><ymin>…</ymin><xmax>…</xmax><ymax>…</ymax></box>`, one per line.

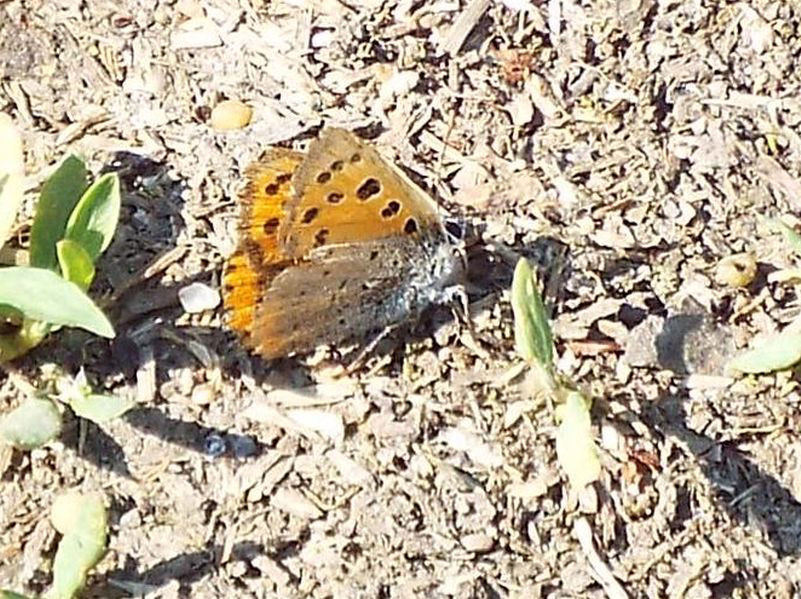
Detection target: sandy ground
<box><xmin>3</xmin><ymin>0</ymin><xmax>801</xmax><ymax>597</ymax></box>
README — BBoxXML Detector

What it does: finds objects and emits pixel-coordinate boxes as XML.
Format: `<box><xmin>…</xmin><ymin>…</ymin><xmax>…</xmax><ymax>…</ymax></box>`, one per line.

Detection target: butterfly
<box><xmin>222</xmin><ymin>128</ymin><xmax>464</xmax><ymax>359</ymax></box>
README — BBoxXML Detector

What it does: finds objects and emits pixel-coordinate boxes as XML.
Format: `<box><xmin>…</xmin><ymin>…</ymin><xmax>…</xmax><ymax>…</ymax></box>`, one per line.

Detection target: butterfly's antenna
<box><xmin>431</xmin><ymin>113</ymin><xmax>458</xmax><ymax>203</ymax></box>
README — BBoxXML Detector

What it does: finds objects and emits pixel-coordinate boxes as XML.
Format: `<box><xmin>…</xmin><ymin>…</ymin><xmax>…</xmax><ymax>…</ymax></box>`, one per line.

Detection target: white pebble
<box><xmin>178</xmin><ymin>282</ymin><xmax>221</xmax><ymax>313</ymax></box>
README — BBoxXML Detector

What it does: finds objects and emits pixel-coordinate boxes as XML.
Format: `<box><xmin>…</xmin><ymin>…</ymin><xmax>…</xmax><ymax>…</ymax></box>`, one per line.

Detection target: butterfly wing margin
<box><xmin>249</xmin><ymin>241</ymin><xmax>418</xmax><ymax>358</ymax></box>
<box><xmin>222</xmin><ymin>148</ymin><xmax>303</xmax><ymax>340</ymax></box>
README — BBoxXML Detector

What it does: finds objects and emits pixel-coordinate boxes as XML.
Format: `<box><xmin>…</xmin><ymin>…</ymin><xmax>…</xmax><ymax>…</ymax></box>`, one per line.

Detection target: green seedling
<box><xmin>0</xmin><ymin>114</ymin><xmax>129</xmax><ymax>449</ymax></box>
<box><xmin>1</xmin><ymin>490</ymin><xmax>108</xmax><ymax>599</ymax></box>
<box><xmin>0</xmin><ymin>114</ymin><xmax>119</xmax><ymax>362</ymax></box>
<box><xmin>727</xmin><ymin>219</ymin><xmax>801</xmax><ymax>375</ymax></box>
<box><xmin>55</xmin><ymin>368</ymin><xmax>133</xmax><ymax>424</ymax></box>
<box><xmin>511</xmin><ymin>258</ymin><xmax>600</xmax><ymax>490</ymax></box>
<box><xmin>0</xmin><ymin>368</ymin><xmax>133</xmax><ymax>449</ymax></box>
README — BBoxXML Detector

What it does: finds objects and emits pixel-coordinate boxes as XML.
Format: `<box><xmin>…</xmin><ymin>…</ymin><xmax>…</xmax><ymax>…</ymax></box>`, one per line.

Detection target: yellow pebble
<box><xmin>210</xmin><ymin>99</ymin><xmax>252</xmax><ymax>131</ymax></box>
<box><xmin>715</xmin><ymin>253</ymin><xmax>757</xmax><ymax>287</ymax></box>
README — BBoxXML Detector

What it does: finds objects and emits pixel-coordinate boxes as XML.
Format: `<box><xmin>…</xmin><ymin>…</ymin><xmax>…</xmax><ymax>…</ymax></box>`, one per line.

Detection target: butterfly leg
<box><xmin>441</xmin><ymin>284</ymin><xmax>490</xmax><ymax>359</ymax></box>
<box><xmin>439</xmin><ymin>284</ymin><xmax>471</xmax><ymax>328</ymax></box>
<box><xmin>343</xmin><ymin>323</ymin><xmax>403</xmax><ymax>375</ymax></box>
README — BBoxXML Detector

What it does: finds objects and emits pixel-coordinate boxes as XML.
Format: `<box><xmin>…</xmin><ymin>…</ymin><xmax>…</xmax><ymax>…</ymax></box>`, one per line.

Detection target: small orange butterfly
<box><xmin>222</xmin><ymin>128</ymin><xmax>464</xmax><ymax>358</ymax></box>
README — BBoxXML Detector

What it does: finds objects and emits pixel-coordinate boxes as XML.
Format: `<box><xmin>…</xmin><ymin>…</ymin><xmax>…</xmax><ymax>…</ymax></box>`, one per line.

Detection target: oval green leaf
<box><xmin>727</xmin><ymin>330</ymin><xmax>801</xmax><ymax>374</ymax></box>
<box><xmin>70</xmin><ymin>393</ymin><xmax>134</xmax><ymax>424</ymax></box>
<box><xmin>511</xmin><ymin>258</ymin><xmax>554</xmax><ymax>368</ymax></box>
<box><xmin>30</xmin><ymin>155</ymin><xmax>88</xmax><ymax>270</ymax></box>
<box><xmin>555</xmin><ymin>391</ymin><xmax>600</xmax><ymax>490</ymax></box>
<box><xmin>64</xmin><ymin>172</ymin><xmax>120</xmax><ymax>261</ymax></box>
<box><xmin>48</xmin><ymin>491</ymin><xmax>107</xmax><ymax>599</ymax></box>
<box><xmin>0</xmin><ymin>267</ymin><xmax>114</xmax><ymax>338</ymax></box>
<box><xmin>0</xmin><ymin>397</ymin><xmax>62</xmax><ymax>449</ymax></box>
<box><xmin>56</xmin><ymin>239</ymin><xmax>95</xmax><ymax>291</ymax></box>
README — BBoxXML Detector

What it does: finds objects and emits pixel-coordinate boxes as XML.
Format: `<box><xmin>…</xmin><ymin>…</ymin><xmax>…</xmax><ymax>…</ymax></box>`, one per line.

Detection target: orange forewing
<box><xmin>279</xmin><ymin>128</ymin><xmax>441</xmax><ymax>257</ymax></box>
<box><xmin>222</xmin><ymin>148</ymin><xmax>302</xmax><ymax>336</ymax></box>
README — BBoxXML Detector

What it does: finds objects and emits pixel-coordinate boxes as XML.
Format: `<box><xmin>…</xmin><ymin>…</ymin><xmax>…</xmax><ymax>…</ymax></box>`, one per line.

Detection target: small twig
<box><xmin>756</xmin><ymin>155</ymin><xmax>801</xmax><ymax>210</ymax></box>
<box><xmin>574</xmin><ymin>517</ymin><xmax>629</xmax><ymax>599</ymax></box>
<box><xmin>102</xmin><ymin>245</ymin><xmax>188</xmax><ymax>311</ymax></box>
<box><xmin>439</xmin><ymin>0</ymin><xmax>492</xmax><ymax>55</ymax></box>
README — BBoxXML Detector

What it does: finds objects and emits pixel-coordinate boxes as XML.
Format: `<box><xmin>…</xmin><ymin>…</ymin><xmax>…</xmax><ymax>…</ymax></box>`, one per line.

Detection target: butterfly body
<box><xmin>223</xmin><ymin>128</ymin><xmax>462</xmax><ymax>359</ymax></box>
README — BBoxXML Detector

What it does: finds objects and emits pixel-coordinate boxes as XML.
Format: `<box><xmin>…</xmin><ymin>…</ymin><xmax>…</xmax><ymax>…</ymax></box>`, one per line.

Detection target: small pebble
<box><xmin>715</xmin><ymin>253</ymin><xmax>757</xmax><ymax>287</ymax></box>
<box><xmin>178</xmin><ymin>282</ymin><xmax>220</xmax><ymax>313</ymax></box>
<box><xmin>210</xmin><ymin>99</ymin><xmax>252</xmax><ymax>131</ymax></box>
<box><xmin>460</xmin><ymin>532</ymin><xmax>495</xmax><ymax>553</ymax></box>
<box><xmin>119</xmin><ymin>508</ymin><xmax>142</xmax><ymax>528</ymax></box>
<box><xmin>310</xmin><ymin>29</ymin><xmax>335</xmax><ymax>48</ymax></box>
<box><xmin>204</xmin><ymin>434</ymin><xmax>227</xmax><ymax>457</ymax></box>
<box><xmin>191</xmin><ymin>383</ymin><xmax>215</xmax><ymax>405</ymax></box>
<box><xmin>228</xmin><ymin>561</ymin><xmax>247</xmax><ymax>577</ymax></box>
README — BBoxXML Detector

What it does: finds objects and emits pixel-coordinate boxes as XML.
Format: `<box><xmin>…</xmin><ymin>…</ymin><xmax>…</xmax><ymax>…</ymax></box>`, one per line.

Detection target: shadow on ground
<box><xmin>84</xmin><ymin>541</ymin><xmax>279</xmax><ymax>598</ymax></box>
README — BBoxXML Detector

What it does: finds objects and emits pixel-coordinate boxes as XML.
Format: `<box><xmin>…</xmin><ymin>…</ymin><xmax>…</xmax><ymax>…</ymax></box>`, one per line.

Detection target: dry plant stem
<box><xmin>104</xmin><ymin>245</ymin><xmax>188</xmax><ymax>307</ymax></box>
<box><xmin>574</xmin><ymin>517</ymin><xmax>629</xmax><ymax>599</ymax></box>
<box><xmin>439</xmin><ymin>0</ymin><xmax>492</xmax><ymax>55</ymax></box>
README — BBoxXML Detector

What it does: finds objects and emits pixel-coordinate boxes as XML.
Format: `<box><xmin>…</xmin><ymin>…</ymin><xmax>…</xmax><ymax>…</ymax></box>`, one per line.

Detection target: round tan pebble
<box><xmin>715</xmin><ymin>253</ymin><xmax>757</xmax><ymax>287</ymax></box>
<box><xmin>459</xmin><ymin>532</ymin><xmax>495</xmax><ymax>553</ymax></box>
<box><xmin>210</xmin><ymin>99</ymin><xmax>252</xmax><ymax>131</ymax></box>
<box><xmin>191</xmin><ymin>383</ymin><xmax>215</xmax><ymax>405</ymax></box>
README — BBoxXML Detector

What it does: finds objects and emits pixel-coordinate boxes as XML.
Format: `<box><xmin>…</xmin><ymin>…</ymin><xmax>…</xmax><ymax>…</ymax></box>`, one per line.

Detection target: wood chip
<box><xmin>439</xmin><ymin>0</ymin><xmax>491</xmax><ymax>56</ymax></box>
<box><xmin>756</xmin><ymin>154</ymin><xmax>801</xmax><ymax>210</ymax></box>
<box><xmin>171</xmin><ymin>16</ymin><xmax>223</xmax><ymax>49</ymax></box>
<box><xmin>271</xmin><ymin>487</ymin><xmax>324</xmax><ymax>520</ymax></box>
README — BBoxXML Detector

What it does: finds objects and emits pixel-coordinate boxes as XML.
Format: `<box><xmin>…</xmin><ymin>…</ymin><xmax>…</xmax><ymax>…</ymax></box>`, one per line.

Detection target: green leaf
<box><xmin>511</xmin><ymin>258</ymin><xmax>554</xmax><ymax>368</ymax></box>
<box><xmin>728</xmin><ymin>329</ymin><xmax>801</xmax><ymax>374</ymax></box>
<box><xmin>0</xmin><ymin>267</ymin><xmax>114</xmax><ymax>338</ymax></box>
<box><xmin>29</xmin><ymin>156</ymin><xmax>87</xmax><ymax>270</ymax></box>
<box><xmin>47</xmin><ymin>491</ymin><xmax>107</xmax><ymax>599</ymax></box>
<box><xmin>56</xmin><ymin>239</ymin><xmax>95</xmax><ymax>291</ymax></box>
<box><xmin>70</xmin><ymin>393</ymin><xmax>134</xmax><ymax>424</ymax></box>
<box><xmin>554</xmin><ymin>391</ymin><xmax>600</xmax><ymax>490</ymax></box>
<box><xmin>0</xmin><ymin>397</ymin><xmax>62</xmax><ymax>449</ymax></box>
<box><xmin>769</xmin><ymin>218</ymin><xmax>801</xmax><ymax>258</ymax></box>
<box><xmin>64</xmin><ymin>173</ymin><xmax>120</xmax><ymax>262</ymax></box>
<box><xmin>1</xmin><ymin>590</ymin><xmax>35</xmax><ymax>599</ymax></box>
<box><xmin>0</xmin><ymin>113</ymin><xmax>25</xmax><ymax>252</ymax></box>
<box><xmin>0</xmin><ymin>319</ymin><xmax>51</xmax><ymax>364</ymax></box>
